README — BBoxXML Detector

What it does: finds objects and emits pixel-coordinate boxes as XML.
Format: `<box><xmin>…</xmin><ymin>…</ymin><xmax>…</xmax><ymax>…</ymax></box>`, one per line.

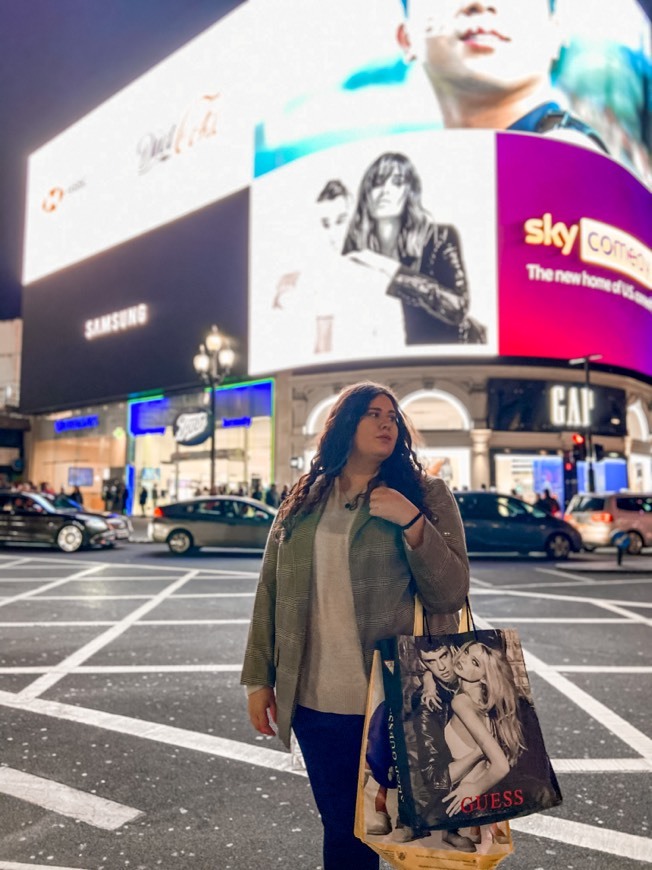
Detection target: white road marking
<box><xmin>0</xmin><ymin>689</ymin><xmax>649</xmax><ymax>779</ymax></box>
<box><xmin>138</xmin><ymin>618</ymin><xmax>250</xmax><ymax>625</ymax></box>
<box><xmin>0</xmin><ymin>689</ymin><xmax>300</xmax><ymax>775</ymax></box>
<box><xmin>32</xmin><ymin>592</ymin><xmax>255</xmax><ymax>600</ymax></box>
<box><xmin>0</xmin><ymin>557</ymin><xmax>33</xmax><ymax>569</ymax></box>
<box><xmin>0</xmin><ymin>622</ymin><xmax>117</xmax><ymax>627</ymax></box>
<box><xmin>471</xmin><ymin>587</ymin><xmax>651</xmax><ymax>608</ymax></box>
<box><xmin>0</xmin><ymin>565</ymin><xmax>104</xmax><ymax>609</ymax></box>
<box><xmin>480</xmin><ymin>614</ymin><xmax>652</xmax><ymax>761</ymax></box>
<box><xmin>536</xmin><ymin>567</ymin><xmax>597</xmax><ymax>584</ymax></box>
<box><xmin>33</xmin><ymin>595</ymin><xmax>156</xmax><ymax>600</ymax></box>
<box><xmin>16</xmin><ymin>570</ymin><xmax>200</xmax><ymax>701</ymax></box>
<box><xmin>553</xmin><ymin>665</ymin><xmax>652</xmax><ymax>676</ymax></box>
<box><xmin>502</xmin><ymin>574</ymin><xmax>652</xmax><ymax>590</ymax></box>
<box><xmin>0</xmin><ymin>766</ymin><xmax>142</xmax><ymax>830</ymax></box>
<box><xmin>553</xmin><ymin>758</ymin><xmax>652</xmax><ymax>772</ymax></box>
<box><xmin>485</xmin><ymin>617</ymin><xmax>631</xmax><ymax>623</ymax></box>
<box><xmin>0</xmin><ymin>664</ymin><xmax>243</xmax><ymax>674</ymax></box>
<box><xmin>0</xmin><ymin>553</ymin><xmax>257</xmax><ymax>577</ymax></box>
<box><xmin>510</xmin><ymin>814</ymin><xmax>652</xmax><ymax>864</ymax></box>
<box><xmin>469</xmin><ymin>574</ymin><xmax>493</xmax><ymax>588</ymax></box>
<box><xmin>0</xmin><ymin>863</ymin><xmax>90</xmax><ymax>870</ymax></box>
<box><xmin>590</xmin><ymin>598</ymin><xmax>652</xmax><ymax>627</ymax></box>
<box><xmin>0</xmin><ymin>619</ymin><xmax>251</xmax><ymax>627</ymax></box>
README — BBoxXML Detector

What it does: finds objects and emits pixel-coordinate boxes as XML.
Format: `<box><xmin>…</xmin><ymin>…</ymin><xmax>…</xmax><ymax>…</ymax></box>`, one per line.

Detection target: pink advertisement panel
<box><xmin>497</xmin><ymin>133</ymin><xmax>651</xmax><ymax>378</ymax></box>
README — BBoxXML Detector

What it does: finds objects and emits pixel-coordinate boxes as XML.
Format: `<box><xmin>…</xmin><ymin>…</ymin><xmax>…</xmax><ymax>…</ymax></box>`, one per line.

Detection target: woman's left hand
<box><xmin>369</xmin><ymin>485</ymin><xmax>419</xmax><ymax>528</ymax></box>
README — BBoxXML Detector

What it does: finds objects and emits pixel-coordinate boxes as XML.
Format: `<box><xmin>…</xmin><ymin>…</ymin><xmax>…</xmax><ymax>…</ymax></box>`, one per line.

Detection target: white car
<box><xmin>565</xmin><ymin>492</ymin><xmax>652</xmax><ymax>554</ymax></box>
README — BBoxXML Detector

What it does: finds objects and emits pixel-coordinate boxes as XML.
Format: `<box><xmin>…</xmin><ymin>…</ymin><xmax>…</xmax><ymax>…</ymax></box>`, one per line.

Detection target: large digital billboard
<box><xmin>20</xmin><ymin>0</ymin><xmax>652</xmax><ymax>412</ymax></box>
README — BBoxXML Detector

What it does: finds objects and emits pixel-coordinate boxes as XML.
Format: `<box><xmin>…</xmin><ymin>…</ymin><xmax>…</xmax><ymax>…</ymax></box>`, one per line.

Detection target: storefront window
<box><xmin>130</xmin><ymin>381</ymin><xmax>274</xmax><ymax>509</ymax></box>
<box><xmin>494</xmin><ymin>454</ymin><xmax>563</xmax><ymax>507</ymax></box>
<box><xmin>133</xmin><ymin>416</ymin><xmax>272</xmax><ymax>504</ymax></box>
<box><xmin>30</xmin><ymin>407</ymin><xmax>128</xmax><ymax>511</ymax></box>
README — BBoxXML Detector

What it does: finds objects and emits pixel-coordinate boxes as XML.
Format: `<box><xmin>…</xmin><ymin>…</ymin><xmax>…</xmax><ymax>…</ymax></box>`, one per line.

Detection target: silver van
<box><xmin>564</xmin><ymin>493</ymin><xmax>652</xmax><ymax>554</ymax></box>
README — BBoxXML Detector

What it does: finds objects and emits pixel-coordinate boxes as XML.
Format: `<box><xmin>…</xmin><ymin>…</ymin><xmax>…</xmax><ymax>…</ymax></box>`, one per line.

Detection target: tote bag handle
<box><xmin>414</xmin><ymin>595</ymin><xmax>477</xmax><ymax>638</ymax></box>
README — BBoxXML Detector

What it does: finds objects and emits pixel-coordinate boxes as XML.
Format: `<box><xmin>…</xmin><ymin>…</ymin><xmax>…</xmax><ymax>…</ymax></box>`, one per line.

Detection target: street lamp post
<box><xmin>192</xmin><ymin>325</ymin><xmax>235</xmax><ymax>494</ymax></box>
<box><xmin>569</xmin><ymin>353</ymin><xmax>602</xmax><ymax>493</ymax></box>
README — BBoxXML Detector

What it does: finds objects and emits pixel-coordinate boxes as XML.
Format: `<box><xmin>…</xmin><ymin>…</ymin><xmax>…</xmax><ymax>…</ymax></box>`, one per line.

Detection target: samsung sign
<box><xmin>173</xmin><ymin>409</ymin><xmax>213</xmax><ymax>446</ymax></box>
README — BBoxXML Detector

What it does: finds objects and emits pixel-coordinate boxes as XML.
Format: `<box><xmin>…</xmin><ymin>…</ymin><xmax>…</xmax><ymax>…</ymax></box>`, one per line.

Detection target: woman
<box><xmin>343</xmin><ymin>152</ymin><xmax>486</xmax><ymax>345</ymax></box>
<box><xmin>241</xmin><ymin>381</ymin><xmax>469</xmax><ymax>869</ymax></box>
<box><xmin>442</xmin><ymin>641</ymin><xmax>525</xmax><ymax>820</ymax></box>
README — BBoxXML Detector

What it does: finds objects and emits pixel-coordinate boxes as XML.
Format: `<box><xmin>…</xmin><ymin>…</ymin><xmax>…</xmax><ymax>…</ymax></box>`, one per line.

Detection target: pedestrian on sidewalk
<box><xmin>241</xmin><ymin>381</ymin><xmax>469</xmax><ymax>870</ymax></box>
<box><xmin>138</xmin><ymin>486</ymin><xmax>148</xmax><ymax>517</ymax></box>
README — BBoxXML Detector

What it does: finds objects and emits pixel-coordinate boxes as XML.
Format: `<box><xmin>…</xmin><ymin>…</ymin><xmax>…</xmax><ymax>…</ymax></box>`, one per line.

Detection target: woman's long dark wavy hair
<box><xmin>342</xmin><ymin>152</ymin><xmax>431</xmax><ymax>262</ymax></box>
<box><xmin>274</xmin><ymin>382</ymin><xmax>432</xmax><ymax>541</ymax></box>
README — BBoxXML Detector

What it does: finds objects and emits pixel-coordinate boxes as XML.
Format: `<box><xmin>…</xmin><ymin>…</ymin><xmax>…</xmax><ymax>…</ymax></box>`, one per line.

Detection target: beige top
<box><xmin>296</xmin><ymin>482</ymin><xmax>369</xmax><ymax>714</ymax></box>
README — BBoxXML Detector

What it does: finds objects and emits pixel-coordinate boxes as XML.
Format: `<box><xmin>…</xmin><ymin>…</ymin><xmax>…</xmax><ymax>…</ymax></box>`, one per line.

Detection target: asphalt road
<box><xmin>0</xmin><ymin>541</ymin><xmax>650</xmax><ymax>870</ymax></box>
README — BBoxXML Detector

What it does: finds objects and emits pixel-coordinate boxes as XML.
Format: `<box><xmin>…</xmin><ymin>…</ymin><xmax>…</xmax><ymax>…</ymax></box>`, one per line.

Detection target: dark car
<box><xmin>0</xmin><ymin>491</ymin><xmax>116</xmax><ymax>552</ymax></box>
<box><xmin>453</xmin><ymin>491</ymin><xmax>582</xmax><ymax>560</ymax></box>
<box><xmin>42</xmin><ymin>492</ymin><xmax>133</xmax><ymax>541</ymax></box>
<box><xmin>149</xmin><ymin>496</ymin><xmax>277</xmax><ymax>554</ymax></box>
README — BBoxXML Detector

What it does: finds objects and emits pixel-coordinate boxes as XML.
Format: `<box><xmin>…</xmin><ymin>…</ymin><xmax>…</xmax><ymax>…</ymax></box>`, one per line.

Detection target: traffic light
<box><xmin>594</xmin><ymin>443</ymin><xmax>605</xmax><ymax>462</ymax></box>
<box><xmin>563</xmin><ymin>449</ymin><xmax>578</xmax><ymax>504</ymax></box>
<box><xmin>571</xmin><ymin>433</ymin><xmax>587</xmax><ymax>462</ymax></box>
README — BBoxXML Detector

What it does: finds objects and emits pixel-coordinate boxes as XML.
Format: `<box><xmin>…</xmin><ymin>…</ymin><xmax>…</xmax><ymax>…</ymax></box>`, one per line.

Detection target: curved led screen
<box><xmin>20</xmin><ymin>0</ymin><xmax>652</xmax><ymax>412</ymax></box>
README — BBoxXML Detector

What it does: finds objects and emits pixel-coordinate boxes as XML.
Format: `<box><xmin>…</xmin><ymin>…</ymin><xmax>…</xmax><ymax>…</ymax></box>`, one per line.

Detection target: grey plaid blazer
<box><xmin>240</xmin><ymin>476</ymin><xmax>469</xmax><ymax>747</ymax></box>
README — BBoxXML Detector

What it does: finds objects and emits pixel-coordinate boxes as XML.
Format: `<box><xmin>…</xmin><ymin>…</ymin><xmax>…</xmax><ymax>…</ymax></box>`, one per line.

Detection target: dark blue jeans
<box><xmin>292</xmin><ymin>705</ymin><xmax>379</xmax><ymax>870</ymax></box>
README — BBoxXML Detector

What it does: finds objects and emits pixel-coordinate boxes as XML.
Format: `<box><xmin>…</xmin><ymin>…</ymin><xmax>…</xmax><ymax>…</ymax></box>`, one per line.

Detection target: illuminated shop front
<box><xmin>28</xmin><ymin>407</ymin><xmax>129</xmax><ymax>512</ymax></box>
<box><xmin>276</xmin><ymin>367</ymin><xmax>651</xmax><ymax>510</ymax></box>
<box><xmin>129</xmin><ymin>381</ymin><xmax>274</xmax><ymax>505</ymax></box>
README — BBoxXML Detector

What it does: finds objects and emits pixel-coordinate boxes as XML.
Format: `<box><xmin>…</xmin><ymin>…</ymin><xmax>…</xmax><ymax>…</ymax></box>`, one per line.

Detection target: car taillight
<box><xmin>591</xmin><ymin>512</ymin><xmax>613</xmax><ymax>523</ymax></box>
<box><xmin>153</xmin><ymin>507</ymin><xmax>163</xmax><ymax>518</ymax></box>
<box><xmin>563</xmin><ymin>513</ymin><xmax>572</xmax><ymax>522</ymax></box>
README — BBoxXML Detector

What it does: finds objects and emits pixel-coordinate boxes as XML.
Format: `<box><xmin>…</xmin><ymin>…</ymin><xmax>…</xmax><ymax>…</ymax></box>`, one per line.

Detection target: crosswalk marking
<box><xmin>16</xmin><ymin>570</ymin><xmax>200</xmax><ymax>702</ymax></box>
<box><xmin>0</xmin><ymin>767</ymin><xmax>142</xmax><ymax>830</ymax></box>
<box><xmin>0</xmin><ymin>863</ymin><xmax>90</xmax><ymax>870</ymax></box>
<box><xmin>0</xmin><ymin>565</ymin><xmax>104</xmax><ymax>609</ymax></box>
<box><xmin>510</xmin><ymin>814</ymin><xmax>652</xmax><ymax>864</ymax></box>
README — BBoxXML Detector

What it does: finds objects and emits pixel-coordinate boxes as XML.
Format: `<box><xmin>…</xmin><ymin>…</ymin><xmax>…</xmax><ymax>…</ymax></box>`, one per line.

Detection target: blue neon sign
<box><xmin>54</xmin><ymin>415</ymin><xmax>99</xmax><ymax>434</ymax></box>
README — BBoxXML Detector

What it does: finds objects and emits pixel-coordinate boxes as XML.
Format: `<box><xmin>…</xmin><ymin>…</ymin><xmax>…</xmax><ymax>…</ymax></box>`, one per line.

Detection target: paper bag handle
<box><xmin>414</xmin><ymin>595</ymin><xmax>477</xmax><ymax>638</ymax></box>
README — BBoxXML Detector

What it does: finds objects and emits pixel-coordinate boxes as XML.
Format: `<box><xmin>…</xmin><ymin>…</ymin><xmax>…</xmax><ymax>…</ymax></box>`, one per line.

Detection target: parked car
<box><xmin>42</xmin><ymin>492</ymin><xmax>133</xmax><ymax>541</ymax></box>
<box><xmin>0</xmin><ymin>490</ymin><xmax>116</xmax><ymax>552</ymax></box>
<box><xmin>564</xmin><ymin>492</ymin><xmax>652</xmax><ymax>554</ymax></box>
<box><xmin>149</xmin><ymin>496</ymin><xmax>277</xmax><ymax>554</ymax></box>
<box><xmin>453</xmin><ymin>491</ymin><xmax>582</xmax><ymax>559</ymax></box>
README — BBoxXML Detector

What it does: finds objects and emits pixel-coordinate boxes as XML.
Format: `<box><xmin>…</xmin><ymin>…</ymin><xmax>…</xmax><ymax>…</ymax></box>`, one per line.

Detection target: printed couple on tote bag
<box><xmin>354</xmin><ymin>604</ymin><xmax>562</xmax><ymax>869</ymax></box>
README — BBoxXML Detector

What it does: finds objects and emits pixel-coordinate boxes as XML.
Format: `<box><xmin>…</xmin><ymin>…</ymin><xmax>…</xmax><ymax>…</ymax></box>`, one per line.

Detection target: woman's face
<box><xmin>368</xmin><ymin>168</ymin><xmax>409</xmax><ymax>219</ymax></box>
<box><xmin>454</xmin><ymin>643</ymin><xmax>486</xmax><ymax>683</ymax></box>
<box><xmin>349</xmin><ymin>394</ymin><xmax>399</xmax><ymax>465</ymax></box>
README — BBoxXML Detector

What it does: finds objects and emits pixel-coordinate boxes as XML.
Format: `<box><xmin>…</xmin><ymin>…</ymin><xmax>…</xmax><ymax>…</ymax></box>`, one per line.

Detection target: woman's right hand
<box><xmin>247</xmin><ymin>686</ymin><xmax>277</xmax><ymax>736</ymax></box>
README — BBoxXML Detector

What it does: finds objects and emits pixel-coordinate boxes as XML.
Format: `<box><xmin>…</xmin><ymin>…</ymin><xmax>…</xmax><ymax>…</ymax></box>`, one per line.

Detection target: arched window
<box><xmin>400</xmin><ymin>389</ymin><xmax>472</xmax><ymax>431</ymax></box>
<box><xmin>627</xmin><ymin>401</ymin><xmax>650</xmax><ymax>443</ymax></box>
<box><xmin>304</xmin><ymin>395</ymin><xmax>338</xmax><ymax>436</ymax></box>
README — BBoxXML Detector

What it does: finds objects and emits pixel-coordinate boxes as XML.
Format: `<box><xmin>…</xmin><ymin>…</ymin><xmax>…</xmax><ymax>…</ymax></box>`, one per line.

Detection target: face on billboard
<box><xmin>399</xmin><ymin>0</ymin><xmax>561</xmax><ymax>94</ymax></box>
<box><xmin>315</xmin><ymin>184</ymin><xmax>354</xmax><ymax>253</ymax></box>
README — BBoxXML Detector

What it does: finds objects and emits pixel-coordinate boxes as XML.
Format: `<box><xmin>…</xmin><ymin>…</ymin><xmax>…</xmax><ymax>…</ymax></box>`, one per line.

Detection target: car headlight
<box><xmin>86</xmin><ymin>518</ymin><xmax>109</xmax><ymax>531</ymax></box>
